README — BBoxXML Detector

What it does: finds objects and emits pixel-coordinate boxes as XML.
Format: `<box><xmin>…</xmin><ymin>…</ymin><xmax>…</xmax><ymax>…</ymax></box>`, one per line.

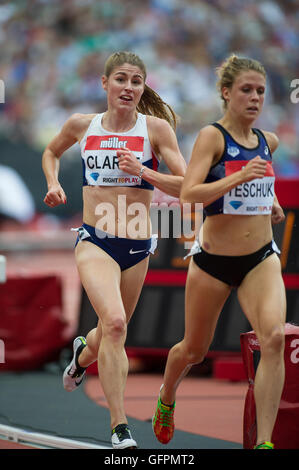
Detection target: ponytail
<box><xmin>138</xmin><ymin>84</ymin><xmax>178</xmax><ymax>131</ymax></box>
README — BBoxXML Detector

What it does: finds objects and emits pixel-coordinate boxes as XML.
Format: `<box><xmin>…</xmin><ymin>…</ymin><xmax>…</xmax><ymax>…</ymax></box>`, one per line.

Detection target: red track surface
<box><xmin>85</xmin><ymin>373</ymin><xmax>247</xmax><ymax>444</ymax></box>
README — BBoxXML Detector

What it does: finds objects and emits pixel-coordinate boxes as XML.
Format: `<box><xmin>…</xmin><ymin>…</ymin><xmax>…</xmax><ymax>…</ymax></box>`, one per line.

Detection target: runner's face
<box><xmin>102</xmin><ymin>63</ymin><xmax>145</xmax><ymax>111</ymax></box>
<box><xmin>223</xmin><ymin>71</ymin><xmax>266</xmax><ymax>120</ymax></box>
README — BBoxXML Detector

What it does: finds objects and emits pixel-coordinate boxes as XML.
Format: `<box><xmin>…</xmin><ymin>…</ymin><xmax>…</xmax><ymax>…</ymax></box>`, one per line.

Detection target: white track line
<box><xmin>0</xmin><ymin>424</ymin><xmax>111</xmax><ymax>449</ymax></box>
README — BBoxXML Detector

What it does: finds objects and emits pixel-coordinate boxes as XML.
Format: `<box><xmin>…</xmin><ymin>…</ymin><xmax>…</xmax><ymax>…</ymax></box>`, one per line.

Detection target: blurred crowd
<box><xmin>0</xmin><ymin>0</ymin><xmax>298</xmax><ymax>175</ymax></box>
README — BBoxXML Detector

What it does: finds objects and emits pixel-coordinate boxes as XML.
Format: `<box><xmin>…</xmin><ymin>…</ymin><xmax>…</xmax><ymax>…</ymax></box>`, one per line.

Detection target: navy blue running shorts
<box><xmin>72</xmin><ymin>223</ymin><xmax>157</xmax><ymax>271</ymax></box>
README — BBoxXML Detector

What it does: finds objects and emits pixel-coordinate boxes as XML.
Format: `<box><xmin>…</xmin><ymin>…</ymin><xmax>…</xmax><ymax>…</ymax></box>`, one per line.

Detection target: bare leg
<box><xmin>161</xmin><ymin>259</ymin><xmax>231</xmax><ymax>405</ymax></box>
<box><xmin>75</xmin><ymin>241</ymin><xmax>148</xmax><ymax>429</ymax></box>
<box><xmin>78</xmin><ymin>254</ymin><xmax>149</xmax><ymax>369</ymax></box>
<box><xmin>97</xmin><ymin>314</ymin><xmax>129</xmax><ymax>428</ymax></box>
<box><xmin>237</xmin><ymin>254</ymin><xmax>286</xmax><ymax>446</ymax></box>
<box><xmin>76</xmin><ymin>242</ymin><xmax>127</xmax><ymax>427</ymax></box>
<box><xmin>78</xmin><ymin>325</ymin><xmax>102</xmax><ymax>368</ymax></box>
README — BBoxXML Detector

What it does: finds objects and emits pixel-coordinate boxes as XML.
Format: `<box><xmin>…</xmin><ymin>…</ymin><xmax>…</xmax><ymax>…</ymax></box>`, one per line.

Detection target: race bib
<box><xmin>84</xmin><ymin>135</ymin><xmax>144</xmax><ymax>186</ymax></box>
<box><xmin>223</xmin><ymin>160</ymin><xmax>275</xmax><ymax>215</ymax></box>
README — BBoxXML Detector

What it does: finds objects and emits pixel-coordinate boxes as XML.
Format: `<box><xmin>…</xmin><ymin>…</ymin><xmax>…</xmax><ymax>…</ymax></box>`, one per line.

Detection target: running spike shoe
<box><xmin>111</xmin><ymin>424</ymin><xmax>137</xmax><ymax>449</ymax></box>
<box><xmin>152</xmin><ymin>392</ymin><xmax>175</xmax><ymax>444</ymax></box>
<box><xmin>63</xmin><ymin>336</ymin><xmax>87</xmax><ymax>392</ymax></box>
<box><xmin>254</xmin><ymin>441</ymin><xmax>274</xmax><ymax>449</ymax></box>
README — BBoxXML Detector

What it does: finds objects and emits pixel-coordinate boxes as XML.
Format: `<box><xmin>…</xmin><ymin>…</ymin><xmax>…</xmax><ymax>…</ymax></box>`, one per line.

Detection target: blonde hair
<box><xmin>216</xmin><ymin>54</ymin><xmax>266</xmax><ymax>109</ymax></box>
<box><xmin>104</xmin><ymin>51</ymin><xmax>178</xmax><ymax>130</ymax></box>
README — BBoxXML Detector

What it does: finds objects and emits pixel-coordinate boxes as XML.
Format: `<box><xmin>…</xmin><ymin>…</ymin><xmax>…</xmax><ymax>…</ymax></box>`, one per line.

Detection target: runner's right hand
<box><xmin>44</xmin><ymin>183</ymin><xmax>67</xmax><ymax>207</ymax></box>
<box><xmin>241</xmin><ymin>156</ymin><xmax>267</xmax><ymax>182</ymax></box>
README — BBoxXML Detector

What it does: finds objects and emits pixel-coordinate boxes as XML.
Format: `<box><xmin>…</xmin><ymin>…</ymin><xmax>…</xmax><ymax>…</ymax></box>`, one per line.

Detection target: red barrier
<box><xmin>241</xmin><ymin>323</ymin><xmax>299</xmax><ymax>449</ymax></box>
<box><xmin>0</xmin><ymin>276</ymin><xmax>68</xmax><ymax>371</ymax></box>
<box><xmin>275</xmin><ymin>179</ymin><xmax>299</xmax><ymax>208</ymax></box>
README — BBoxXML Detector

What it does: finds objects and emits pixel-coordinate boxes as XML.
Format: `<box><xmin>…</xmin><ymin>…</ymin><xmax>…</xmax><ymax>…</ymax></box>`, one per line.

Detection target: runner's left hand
<box><xmin>271</xmin><ymin>202</ymin><xmax>285</xmax><ymax>224</ymax></box>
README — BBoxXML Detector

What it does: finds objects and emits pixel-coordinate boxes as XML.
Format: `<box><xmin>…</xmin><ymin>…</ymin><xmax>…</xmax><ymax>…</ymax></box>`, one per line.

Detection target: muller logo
<box><xmin>100</xmin><ymin>137</ymin><xmax>127</xmax><ymax>149</ymax></box>
<box><xmin>85</xmin><ymin>135</ymin><xmax>144</xmax><ymax>152</ymax></box>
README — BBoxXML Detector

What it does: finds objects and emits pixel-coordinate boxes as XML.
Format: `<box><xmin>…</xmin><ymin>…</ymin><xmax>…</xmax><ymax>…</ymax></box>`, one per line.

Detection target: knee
<box><xmin>259</xmin><ymin>325</ymin><xmax>285</xmax><ymax>356</ymax></box>
<box><xmin>102</xmin><ymin>314</ymin><xmax>127</xmax><ymax>342</ymax></box>
<box><xmin>182</xmin><ymin>342</ymin><xmax>208</xmax><ymax>366</ymax></box>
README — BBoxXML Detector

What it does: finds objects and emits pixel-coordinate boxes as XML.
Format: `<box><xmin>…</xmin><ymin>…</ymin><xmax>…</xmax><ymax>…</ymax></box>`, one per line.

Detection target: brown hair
<box><xmin>104</xmin><ymin>51</ymin><xmax>178</xmax><ymax>130</ymax></box>
<box><xmin>216</xmin><ymin>54</ymin><xmax>266</xmax><ymax>109</ymax></box>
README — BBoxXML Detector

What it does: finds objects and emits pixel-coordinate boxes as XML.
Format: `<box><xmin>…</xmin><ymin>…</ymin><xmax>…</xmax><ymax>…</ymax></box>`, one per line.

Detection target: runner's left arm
<box><xmin>263</xmin><ymin>130</ymin><xmax>285</xmax><ymax>224</ymax></box>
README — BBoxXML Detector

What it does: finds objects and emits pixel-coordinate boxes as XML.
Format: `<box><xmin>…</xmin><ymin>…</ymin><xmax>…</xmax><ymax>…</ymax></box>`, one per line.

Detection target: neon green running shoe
<box><xmin>152</xmin><ymin>391</ymin><xmax>175</xmax><ymax>444</ymax></box>
<box><xmin>254</xmin><ymin>441</ymin><xmax>274</xmax><ymax>449</ymax></box>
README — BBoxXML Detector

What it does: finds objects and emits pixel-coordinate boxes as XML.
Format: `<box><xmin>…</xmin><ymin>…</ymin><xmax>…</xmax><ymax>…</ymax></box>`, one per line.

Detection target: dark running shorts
<box><xmin>192</xmin><ymin>240</ymin><xmax>280</xmax><ymax>287</ymax></box>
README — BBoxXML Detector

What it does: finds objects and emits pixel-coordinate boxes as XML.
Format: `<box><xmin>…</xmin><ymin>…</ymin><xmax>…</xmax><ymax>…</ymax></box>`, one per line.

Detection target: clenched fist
<box><xmin>44</xmin><ymin>183</ymin><xmax>67</xmax><ymax>207</ymax></box>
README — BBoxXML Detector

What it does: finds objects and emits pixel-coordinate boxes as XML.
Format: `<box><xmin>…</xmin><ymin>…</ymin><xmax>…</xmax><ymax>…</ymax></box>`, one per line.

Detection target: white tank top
<box><xmin>80</xmin><ymin>113</ymin><xmax>159</xmax><ymax>190</ymax></box>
